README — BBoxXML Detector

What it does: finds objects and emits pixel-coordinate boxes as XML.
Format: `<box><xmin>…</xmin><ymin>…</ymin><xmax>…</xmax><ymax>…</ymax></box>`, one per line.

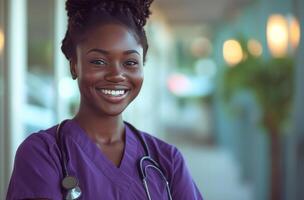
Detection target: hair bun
<box><xmin>66</xmin><ymin>0</ymin><xmax>153</xmax><ymax>27</ymax></box>
<box><xmin>62</xmin><ymin>0</ymin><xmax>153</xmax><ymax>62</ymax></box>
<box><xmin>117</xmin><ymin>0</ymin><xmax>153</xmax><ymax>26</ymax></box>
<box><xmin>65</xmin><ymin>0</ymin><xmax>92</xmax><ymax>18</ymax></box>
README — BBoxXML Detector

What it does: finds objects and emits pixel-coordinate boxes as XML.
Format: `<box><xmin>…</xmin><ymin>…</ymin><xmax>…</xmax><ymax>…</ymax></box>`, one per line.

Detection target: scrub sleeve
<box><xmin>6</xmin><ymin>131</ymin><xmax>62</xmax><ymax>199</ymax></box>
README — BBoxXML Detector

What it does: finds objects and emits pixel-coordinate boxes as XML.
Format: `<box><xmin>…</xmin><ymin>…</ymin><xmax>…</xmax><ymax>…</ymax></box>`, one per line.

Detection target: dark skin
<box><xmin>70</xmin><ymin>23</ymin><xmax>144</xmax><ymax>167</ymax></box>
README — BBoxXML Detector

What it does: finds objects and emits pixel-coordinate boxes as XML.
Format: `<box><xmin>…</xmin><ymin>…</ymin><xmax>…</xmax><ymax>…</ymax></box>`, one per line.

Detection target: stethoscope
<box><xmin>55</xmin><ymin>120</ymin><xmax>173</xmax><ymax>200</ymax></box>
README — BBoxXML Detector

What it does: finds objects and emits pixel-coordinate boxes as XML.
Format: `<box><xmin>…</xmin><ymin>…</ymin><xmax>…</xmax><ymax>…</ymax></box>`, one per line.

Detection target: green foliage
<box><xmin>223</xmin><ymin>39</ymin><xmax>294</xmax><ymax>132</ymax></box>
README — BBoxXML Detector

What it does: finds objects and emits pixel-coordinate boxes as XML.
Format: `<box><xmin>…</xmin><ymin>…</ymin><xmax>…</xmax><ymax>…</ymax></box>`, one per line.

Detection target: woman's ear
<box><xmin>69</xmin><ymin>59</ymin><xmax>78</xmax><ymax>80</ymax></box>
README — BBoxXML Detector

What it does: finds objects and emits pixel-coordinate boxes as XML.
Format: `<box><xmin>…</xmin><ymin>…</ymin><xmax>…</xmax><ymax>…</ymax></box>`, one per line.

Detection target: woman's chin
<box><xmin>94</xmin><ymin>104</ymin><xmax>128</xmax><ymax>118</ymax></box>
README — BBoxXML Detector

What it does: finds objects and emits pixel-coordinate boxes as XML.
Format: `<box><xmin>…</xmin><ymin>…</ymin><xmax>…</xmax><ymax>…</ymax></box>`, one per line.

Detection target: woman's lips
<box><xmin>96</xmin><ymin>88</ymin><xmax>129</xmax><ymax>103</ymax></box>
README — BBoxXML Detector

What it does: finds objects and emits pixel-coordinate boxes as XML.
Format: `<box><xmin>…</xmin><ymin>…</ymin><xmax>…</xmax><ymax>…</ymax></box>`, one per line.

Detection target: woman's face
<box><xmin>71</xmin><ymin>24</ymin><xmax>144</xmax><ymax>117</ymax></box>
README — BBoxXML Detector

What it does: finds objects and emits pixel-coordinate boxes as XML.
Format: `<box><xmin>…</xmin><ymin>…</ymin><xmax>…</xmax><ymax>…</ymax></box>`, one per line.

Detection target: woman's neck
<box><xmin>73</xmin><ymin>109</ymin><xmax>125</xmax><ymax>144</ymax></box>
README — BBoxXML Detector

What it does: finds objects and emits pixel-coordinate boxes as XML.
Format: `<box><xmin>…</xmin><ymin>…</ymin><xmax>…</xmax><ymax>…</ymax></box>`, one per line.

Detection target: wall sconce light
<box><xmin>267</xmin><ymin>14</ymin><xmax>301</xmax><ymax>57</ymax></box>
<box><xmin>0</xmin><ymin>28</ymin><xmax>4</xmax><ymax>54</ymax></box>
<box><xmin>287</xmin><ymin>15</ymin><xmax>301</xmax><ymax>51</ymax></box>
<box><xmin>223</xmin><ymin>39</ymin><xmax>243</xmax><ymax>66</ymax></box>
<box><xmin>267</xmin><ymin>14</ymin><xmax>289</xmax><ymax>58</ymax></box>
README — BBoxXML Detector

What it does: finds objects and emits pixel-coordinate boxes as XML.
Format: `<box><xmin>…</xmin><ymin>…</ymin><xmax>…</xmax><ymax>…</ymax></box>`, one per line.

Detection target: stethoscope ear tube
<box><xmin>56</xmin><ymin>120</ymin><xmax>82</xmax><ymax>200</ymax></box>
<box><xmin>56</xmin><ymin>120</ymin><xmax>69</xmax><ymax>178</ymax></box>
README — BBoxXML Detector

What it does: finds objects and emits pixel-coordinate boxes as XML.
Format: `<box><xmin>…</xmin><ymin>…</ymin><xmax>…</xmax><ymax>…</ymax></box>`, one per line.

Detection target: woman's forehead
<box><xmin>78</xmin><ymin>24</ymin><xmax>143</xmax><ymax>55</ymax></box>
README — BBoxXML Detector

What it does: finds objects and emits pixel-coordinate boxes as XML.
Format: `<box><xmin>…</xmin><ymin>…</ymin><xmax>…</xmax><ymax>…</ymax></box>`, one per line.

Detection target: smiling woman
<box><xmin>72</xmin><ymin>24</ymin><xmax>144</xmax><ymax>118</ymax></box>
<box><xmin>6</xmin><ymin>0</ymin><xmax>203</xmax><ymax>200</ymax></box>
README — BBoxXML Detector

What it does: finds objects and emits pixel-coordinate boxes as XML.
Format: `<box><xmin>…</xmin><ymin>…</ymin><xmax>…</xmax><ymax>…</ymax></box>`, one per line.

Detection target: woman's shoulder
<box><xmin>126</xmin><ymin>123</ymin><xmax>182</xmax><ymax>163</ymax></box>
<box><xmin>16</xmin><ymin>125</ymin><xmax>59</xmax><ymax>159</ymax></box>
<box><xmin>141</xmin><ymin>131</ymin><xmax>185</xmax><ymax>162</ymax></box>
<box><xmin>141</xmin><ymin>131</ymin><xmax>177</xmax><ymax>152</ymax></box>
<box><xmin>21</xmin><ymin>124</ymin><xmax>57</xmax><ymax>144</ymax></box>
<box><xmin>7</xmin><ymin>125</ymin><xmax>63</xmax><ymax>200</ymax></box>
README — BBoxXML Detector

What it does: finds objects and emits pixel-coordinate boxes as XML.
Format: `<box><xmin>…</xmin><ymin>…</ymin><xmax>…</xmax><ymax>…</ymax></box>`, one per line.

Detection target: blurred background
<box><xmin>0</xmin><ymin>0</ymin><xmax>303</xmax><ymax>199</ymax></box>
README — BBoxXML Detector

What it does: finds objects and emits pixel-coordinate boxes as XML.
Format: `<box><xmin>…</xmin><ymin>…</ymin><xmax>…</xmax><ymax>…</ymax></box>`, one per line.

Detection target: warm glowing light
<box><xmin>267</xmin><ymin>14</ymin><xmax>289</xmax><ymax>58</ymax></box>
<box><xmin>0</xmin><ymin>29</ymin><xmax>4</xmax><ymax>54</ymax></box>
<box><xmin>223</xmin><ymin>39</ymin><xmax>243</xmax><ymax>66</ymax></box>
<box><xmin>288</xmin><ymin>15</ymin><xmax>301</xmax><ymax>50</ymax></box>
<box><xmin>248</xmin><ymin>39</ymin><xmax>263</xmax><ymax>57</ymax></box>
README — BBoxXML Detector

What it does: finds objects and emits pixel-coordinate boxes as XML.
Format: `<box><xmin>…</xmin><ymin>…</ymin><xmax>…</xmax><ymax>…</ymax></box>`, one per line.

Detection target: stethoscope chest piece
<box><xmin>62</xmin><ymin>176</ymin><xmax>82</xmax><ymax>200</ymax></box>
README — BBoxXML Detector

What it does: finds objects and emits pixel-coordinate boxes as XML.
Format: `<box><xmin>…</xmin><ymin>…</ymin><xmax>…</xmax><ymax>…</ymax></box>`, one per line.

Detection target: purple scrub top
<box><xmin>6</xmin><ymin>119</ymin><xmax>203</xmax><ymax>200</ymax></box>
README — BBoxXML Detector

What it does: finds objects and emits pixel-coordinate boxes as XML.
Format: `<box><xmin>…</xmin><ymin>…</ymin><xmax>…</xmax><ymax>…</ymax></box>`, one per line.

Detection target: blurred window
<box><xmin>25</xmin><ymin>0</ymin><xmax>55</xmax><ymax>134</ymax></box>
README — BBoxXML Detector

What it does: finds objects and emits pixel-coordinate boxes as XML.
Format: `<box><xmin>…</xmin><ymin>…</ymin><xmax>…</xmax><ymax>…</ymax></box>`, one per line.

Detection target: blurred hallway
<box><xmin>180</xmin><ymin>145</ymin><xmax>253</xmax><ymax>200</ymax></box>
<box><xmin>1</xmin><ymin>0</ymin><xmax>304</xmax><ymax>199</ymax></box>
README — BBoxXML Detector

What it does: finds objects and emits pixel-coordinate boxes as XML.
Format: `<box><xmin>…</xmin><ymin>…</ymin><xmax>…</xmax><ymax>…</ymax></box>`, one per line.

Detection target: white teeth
<box><xmin>100</xmin><ymin>89</ymin><xmax>126</xmax><ymax>96</ymax></box>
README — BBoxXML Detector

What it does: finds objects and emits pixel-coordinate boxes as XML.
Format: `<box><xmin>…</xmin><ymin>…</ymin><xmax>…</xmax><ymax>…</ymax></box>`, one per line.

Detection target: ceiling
<box><xmin>154</xmin><ymin>0</ymin><xmax>253</xmax><ymax>26</ymax></box>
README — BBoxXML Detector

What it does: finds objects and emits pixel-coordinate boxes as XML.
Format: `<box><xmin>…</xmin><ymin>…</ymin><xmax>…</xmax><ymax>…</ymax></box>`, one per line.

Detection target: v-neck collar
<box><xmin>62</xmin><ymin>119</ymin><xmax>139</xmax><ymax>187</ymax></box>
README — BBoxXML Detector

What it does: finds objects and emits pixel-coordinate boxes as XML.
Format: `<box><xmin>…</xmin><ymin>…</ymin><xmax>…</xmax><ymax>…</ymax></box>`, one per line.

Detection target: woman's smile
<box><xmin>99</xmin><ymin>89</ymin><xmax>127</xmax><ymax>96</ymax></box>
<box><xmin>96</xmin><ymin>87</ymin><xmax>130</xmax><ymax>103</ymax></box>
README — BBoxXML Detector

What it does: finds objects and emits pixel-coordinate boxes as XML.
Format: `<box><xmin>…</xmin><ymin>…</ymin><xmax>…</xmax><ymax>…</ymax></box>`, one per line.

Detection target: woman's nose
<box><xmin>104</xmin><ymin>62</ymin><xmax>126</xmax><ymax>82</ymax></box>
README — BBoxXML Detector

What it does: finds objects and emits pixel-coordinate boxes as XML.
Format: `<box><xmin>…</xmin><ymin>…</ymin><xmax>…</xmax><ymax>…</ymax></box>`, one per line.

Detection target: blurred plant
<box><xmin>223</xmin><ymin>37</ymin><xmax>294</xmax><ymax>200</ymax></box>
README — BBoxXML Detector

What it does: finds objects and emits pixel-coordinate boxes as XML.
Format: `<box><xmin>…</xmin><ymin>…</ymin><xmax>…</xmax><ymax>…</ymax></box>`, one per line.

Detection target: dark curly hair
<box><xmin>61</xmin><ymin>0</ymin><xmax>153</xmax><ymax>63</ymax></box>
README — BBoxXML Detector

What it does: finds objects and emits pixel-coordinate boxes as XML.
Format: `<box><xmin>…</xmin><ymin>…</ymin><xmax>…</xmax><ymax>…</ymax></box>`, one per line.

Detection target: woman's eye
<box><xmin>90</xmin><ymin>59</ymin><xmax>107</xmax><ymax>65</ymax></box>
<box><xmin>124</xmin><ymin>60</ymin><xmax>138</xmax><ymax>67</ymax></box>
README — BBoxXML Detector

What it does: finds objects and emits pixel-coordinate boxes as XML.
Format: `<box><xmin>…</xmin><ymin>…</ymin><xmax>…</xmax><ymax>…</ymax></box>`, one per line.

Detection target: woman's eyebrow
<box><xmin>86</xmin><ymin>48</ymin><xmax>109</xmax><ymax>55</ymax></box>
<box><xmin>123</xmin><ymin>50</ymin><xmax>140</xmax><ymax>55</ymax></box>
<box><xmin>86</xmin><ymin>48</ymin><xmax>140</xmax><ymax>55</ymax></box>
